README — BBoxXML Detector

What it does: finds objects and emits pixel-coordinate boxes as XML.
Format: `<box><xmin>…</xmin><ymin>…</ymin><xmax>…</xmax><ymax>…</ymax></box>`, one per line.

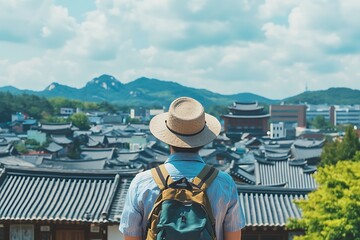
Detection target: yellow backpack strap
<box><xmin>151</xmin><ymin>164</ymin><xmax>173</xmax><ymax>190</ymax></box>
<box><xmin>192</xmin><ymin>165</ymin><xmax>219</xmax><ymax>191</ymax></box>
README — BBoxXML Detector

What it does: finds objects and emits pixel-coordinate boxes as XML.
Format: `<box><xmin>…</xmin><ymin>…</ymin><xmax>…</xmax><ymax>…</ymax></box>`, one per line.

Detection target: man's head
<box><xmin>149</xmin><ymin>97</ymin><xmax>221</xmax><ymax>148</ymax></box>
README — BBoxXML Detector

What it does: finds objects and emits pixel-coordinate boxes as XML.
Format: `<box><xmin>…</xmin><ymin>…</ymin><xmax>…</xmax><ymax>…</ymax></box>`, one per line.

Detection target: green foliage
<box><xmin>0</xmin><ymin>92</ymin><xmax>54</xmax><ymax>122</ymax></box>
<box><xmin>49</xmin><ymin>98</ymin><xmax>83</xmax><ymax>113</ymax></box>
<box><xmin>14</xmin><ymin>142</ymin><xmax>29</xmax><ymax>154</ymax></box>
<box><xmin>311</xmin><ymin>116</ymin><xmax>331</xmax><ymax>130</ymax></box>
<box><xmin>41</xmin><ymin>115</ymin><xmax>68</xmax><ymax>124</ymax></box>
<box><xmin>0</xmin><ymin>92</ymin><xmax>121</xmax><ymax>123</ymax></box>
<box><xmin>288</xmin><ymin>161</ymin><xmax>360</xmax><ymax>240</ymax></box>
<box><xmin>321</xmin><ymin>140</ymin><xmax>340</xmax><ymax>166</ymax></box>
<box><xmin>98</xmin><ymin>101</ymin><xmax>118</xmax><ymax>113</ymax></box>
<box><xmin>49</xmin><ymin>98</ymin><xmax>119</xmax><ymax>113</ymax></box>
<box><xmin>320</xmin><ymin>126</ymin><xmax>360</xmax><ymax>166</ymax></box>
<box><xmin>69</xmin><ymin>113</ymin><xmax>90</xmax><ymax>130</ymax></box>
<box><xmin>284</xmin><ymin>87</ymin><xmax>360</xmax><ymax>105</ymax></box>
<box><xmin>337</xmin><ymin>126</ymin><xmax>360</xmax><ymax>161</ymax></box>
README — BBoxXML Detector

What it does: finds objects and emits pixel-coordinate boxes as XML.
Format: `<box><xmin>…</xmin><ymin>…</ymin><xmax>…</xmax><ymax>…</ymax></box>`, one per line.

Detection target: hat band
<box><xmin>165</xmin><ymin>120</ymin><xmax>206</xmax><ymax>136</ymax></box>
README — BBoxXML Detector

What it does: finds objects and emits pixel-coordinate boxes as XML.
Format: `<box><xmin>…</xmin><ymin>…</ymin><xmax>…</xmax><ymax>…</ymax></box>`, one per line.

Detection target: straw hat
<box><xmin>149</xmin><ymin>97</ymin><xmax>221</xmax><ymax>148</ymax></box>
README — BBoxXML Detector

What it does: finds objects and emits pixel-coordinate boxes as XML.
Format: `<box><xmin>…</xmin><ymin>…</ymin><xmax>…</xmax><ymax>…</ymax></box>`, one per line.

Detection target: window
<box><xmin>10</xmin><ymin>224</ymin><xmax>34</xmax><ymax>240</ymax></box>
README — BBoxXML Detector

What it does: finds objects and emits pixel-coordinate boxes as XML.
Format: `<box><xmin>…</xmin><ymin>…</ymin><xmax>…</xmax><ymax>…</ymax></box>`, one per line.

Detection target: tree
<box><xmin>69</xmin><ymin>113</ymin><xmax>90</xmax><ymax>130</ymax></box>
<box><xmin>320</xmin><ymin>125</ymin><xmax>360</xmax><ymax>166</ymax></box>
<box><xmin>288</xmin><ymin>160</ymin><xmax>360</xmax><ymax>240</ymax></box>
<box><xmin>311</xmin><ymin>115</ymin><xmax>331</xmax><ymax>130</ymax></box>
<box><xmin>337</xmin><ymin>126</ymin><xmax>360</xmax><ymax>161</ymax></box>
<box><xmin>320</xmin><ymin>140</ymin><xmax>340</xmax><ymax>166</ymax></box>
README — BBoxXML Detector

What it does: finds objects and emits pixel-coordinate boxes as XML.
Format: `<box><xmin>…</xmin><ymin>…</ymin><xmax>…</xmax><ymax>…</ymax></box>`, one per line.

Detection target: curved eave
<box><xmin>222</xmin><ymin>114</ymin><xmax>270</xmax><ymax>119</ymax></box>
<box><xmin>0</xmin><ymin>218</ymin><xmax>110</xmax><ymax>225</ymax></box>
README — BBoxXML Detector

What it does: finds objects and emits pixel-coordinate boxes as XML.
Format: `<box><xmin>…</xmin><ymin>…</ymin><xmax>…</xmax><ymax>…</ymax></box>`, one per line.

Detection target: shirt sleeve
<box><xmin>223</xmin><ymin>180</ymin><xmax>246</xmax><ymax>232</ymax></box>
<box><xmin>119</xmin><ymin>175</ymin><xmax>144</xmax><ymax>237</ymax></box>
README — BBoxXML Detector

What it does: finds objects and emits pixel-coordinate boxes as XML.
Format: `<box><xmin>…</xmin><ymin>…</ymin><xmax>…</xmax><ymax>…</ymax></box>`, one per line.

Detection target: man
<box><xmin>119</xmin><ymin>97</ymin><xmax>245</xmax><ymax>240</ymax></box>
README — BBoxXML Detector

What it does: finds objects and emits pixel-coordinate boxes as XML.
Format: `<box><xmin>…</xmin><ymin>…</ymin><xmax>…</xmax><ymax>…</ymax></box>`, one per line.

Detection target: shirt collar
<box><xmin>165</xmin><ymin>152</ymin><xmax>205</xmax><ymax>164</ymax></box>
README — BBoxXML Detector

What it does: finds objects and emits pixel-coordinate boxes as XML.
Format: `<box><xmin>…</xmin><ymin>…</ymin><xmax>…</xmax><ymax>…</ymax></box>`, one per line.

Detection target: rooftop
<box><xmin>0</xmin><ymin>167</ymin><xmax>138</xmax><ymax>223</ymax></box>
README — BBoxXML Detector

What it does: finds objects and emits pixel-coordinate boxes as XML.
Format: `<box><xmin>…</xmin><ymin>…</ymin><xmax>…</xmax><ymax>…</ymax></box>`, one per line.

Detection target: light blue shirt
<box><xmin>119</xmin><ymin>153</ymin><xmax>245</xmax><ymax>240</ymax></box>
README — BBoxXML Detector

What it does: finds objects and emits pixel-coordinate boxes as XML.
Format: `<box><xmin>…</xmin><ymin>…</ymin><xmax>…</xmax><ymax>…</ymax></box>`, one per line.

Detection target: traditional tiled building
<box><xmin>39</xmin><ymin>123</ymin><xmax>77</xmax><ymax>138</ymax></box>
<box><xmin>0</xmin><ymin>167</ymin><xmax>139</xmax><ymax>240</ymax></box>
<box><xmin>239</xmin><ymin>186</ymin><xmax>308</xmax><ymax>240</ymax></box>
<box><xmin>222</xmin><ymin>102</ymin><xmax>270</xmax><ymax>141</ymax></box>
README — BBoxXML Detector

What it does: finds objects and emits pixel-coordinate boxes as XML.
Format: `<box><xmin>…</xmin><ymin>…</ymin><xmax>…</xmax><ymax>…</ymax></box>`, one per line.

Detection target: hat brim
<box><xmin>149</xmin><ymin>112</ymin><xmax>221</xmax><ymax>148</ymax></box>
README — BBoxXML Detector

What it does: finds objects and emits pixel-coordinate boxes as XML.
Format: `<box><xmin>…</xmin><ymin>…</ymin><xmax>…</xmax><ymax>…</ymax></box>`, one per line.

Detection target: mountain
<box><xmin>283</xmin><ymin>87</ymin><xmax>360</xmax><ymax>105</ymax></box>
<box><xmin>83</xmin><ymin>74</ymin><xmax>123</xmax><ymax>91</ymax></box>
<box><xmin>41</xmin><ymin>82</ymin><xmax>80</xmax><ymax>99</ymax></box>
<box><xmin>0</xmin><ymin>74</ymin><xmax>277</xmax><ymax>107</ymax></box>
<box><xmin>0</xmin><ymin>86</ymin><xmax>37</xmax><ymax>95</ymax></box>
<box><xmin>8</xmin><ymin>75</ymin><xmax>360</xmax><ymax>107</ymax></box>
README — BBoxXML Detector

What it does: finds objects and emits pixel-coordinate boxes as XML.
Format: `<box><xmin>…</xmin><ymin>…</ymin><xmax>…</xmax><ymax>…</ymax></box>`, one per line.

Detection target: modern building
<box><xmin>334</xmin><ymin>106</ymin><xmax>360</xmax><ymax>126</ymax></box>
<box><xmin>307</xmin><ymin>105</ymin><xmax>360</xmax><ymax>127</ymax></box>
<box><xmin>222</xmin><ymin>102</ymin><xmax>270</xmax><ymax>140</ymax></box>
<box><xmin>60</xmin><ymin>107</ymin><xmax>75</xmax><ymax>115</ymax></box>
<box><xmin>306</xmin><ymin>105</ymin><xmax>335</xmax><ymax>126</ymax></box>
<box><xmin>270</xmin><ymin>104</ymin><xmax>307</xmax><ymax>128</ymax></box>
<box><xmin>269</xmin><ymin>122</ymin><xmax>286</xmax><ymax>139</ymax></box>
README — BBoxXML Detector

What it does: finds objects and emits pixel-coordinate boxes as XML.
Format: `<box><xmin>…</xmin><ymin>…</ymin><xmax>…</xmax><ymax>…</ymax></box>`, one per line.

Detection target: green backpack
<box><xmin>146</xmin><ymin>164</ymin><xmax>219</xmax><ymax>240</ymax></box>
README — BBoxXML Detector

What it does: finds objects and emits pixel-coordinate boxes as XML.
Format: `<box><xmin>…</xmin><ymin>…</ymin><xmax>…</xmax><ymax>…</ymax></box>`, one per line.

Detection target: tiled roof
<box><xmin>0</xmin><ymin>144</ymin><xmax>13</xmax><ymax>155</ymax></box>
<box><xmin>108</xmin><ymin>177</ymin><xmax>132</xmax><ymax>222</ymax></box>
<box><xmin>0</xmin><ymin>167</ymin><xmax>137</xmax><ymax>223</ymax></box>
<box><xmin>20</xmin><ymin>154</ymin><xmax>51</xmax><ymax>165</ymax></box>
<box><xmin>40</xmin><ymin>158</ymin><xmax>107</xmax><ymax>170</ymax></box>
<box><xmin>51</xmin><ymin>135</ymin><xmax>72</xmax><ymax>145</ymax></box>
<box><xmin>89</xmin><ymin>135</ymin><xmax>107</xmax><ymax>144</ymax></box>
<box><xmin>0</xmin><ymin>156</ymin><xmax>36</xmax><ymax>168</ymax></box>
<box><xmin>291</xmin><ymin>146</ymin><xmax>322</xmax><ymax>161</ymax></box>
<box><xmin>238</xmin><ymin>185</ymin><xmax>310</xmax><ymax>227</ymax></box>
<box><xmin>103</xmin><ymin>129</ymin><xmax>130</xmax><ymax>137</ymax></box>
<box><xmin>263</xmin><ymin>140</ymin><xmax>295</xmax><ymax>148</ymax></box>
<box><xmin>80</xmin><ymin>148</ymin><xmax>116</xmax><ymax>160</ymax></box>
<box><xmin>293</xmin><ymin>139</ymin><xmax>325</xmax><ymax>148</ymax></box>
<box><xmin>229</xmin><ymin>102</ymin><xmax>263</xmax><ymax>111</ymax></box>
<box><xmin>126</xmin><ymin>124</ymin><xmax>149</xmax><ymax>132</ymax></box>
<box><xmin>230</xmin><ymin>166</ymin><xmax>256</xmax><ymax>184</ymax></box>
<box><xmin>255</xmin><ymin>159</ymin><xmax>317</xmax><ymax>188</ymax></box>
<box><xmin>107</xmin><ymin>137</ymin><xmax>129</xmax><ymax>144</ymax></box>
<box><xmin>222</xmin><ymin>114</ymin><xmax>270</xmax><ymax>119</ymax></box>
<box><xmin>40</xmin><ymin>123</ymin><xmax>72</xmax><ymax>131</ymax></box>
<box><xmin>0</xmin><ymin>135</ymin><xmax>20</xmax><ymax>144</ymax></box>
<box><xmin>45</xmin><ymin>142</ymin><xmax>63</xmax><ymax>153</ymax></box>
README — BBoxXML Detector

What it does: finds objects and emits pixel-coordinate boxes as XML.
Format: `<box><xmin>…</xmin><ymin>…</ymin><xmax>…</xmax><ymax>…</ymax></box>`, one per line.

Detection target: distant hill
<box><xmin>1</xmin><ymin>76</ymin><xmax>359</xmax><ymax>107</ymax></box>
<box><xmin>283</xmin><ymin>87</ymin><xmax>360</xmax><ymax>105</ymax></box>
<box><xmin>0</xmin><ymin>75</ymin><xmax>277</xmax><ymax>107</ymax></box>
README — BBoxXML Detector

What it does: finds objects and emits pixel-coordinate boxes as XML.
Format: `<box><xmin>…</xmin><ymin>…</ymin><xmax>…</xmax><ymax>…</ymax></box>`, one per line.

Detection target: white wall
<box><xmin>270</xmin><ymin>122</ymin><xmax>286</xmax><ymax>139</ymax></box>
<box><xmin>108</xmin><ymin>225</ymin><xmax>124</xmax><ymax>240</ymax></box>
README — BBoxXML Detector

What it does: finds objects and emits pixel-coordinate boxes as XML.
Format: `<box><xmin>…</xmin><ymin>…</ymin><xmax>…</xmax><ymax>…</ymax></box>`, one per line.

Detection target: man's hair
<box><xmin>171</xmin><ymin>146</ymin><xmax>203</xmax><ymax>153</ymax></box>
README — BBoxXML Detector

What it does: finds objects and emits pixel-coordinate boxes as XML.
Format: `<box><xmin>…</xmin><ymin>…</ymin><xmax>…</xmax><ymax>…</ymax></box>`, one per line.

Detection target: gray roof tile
<box><xmin>238</xmin><ymin>186</ymin><xmax>310</xmax><ymax>227</ymax></box>
<box><xmin>0</xmin><ymin>167</ymin><xmax>137</xmax><ymax>223</ymax></box>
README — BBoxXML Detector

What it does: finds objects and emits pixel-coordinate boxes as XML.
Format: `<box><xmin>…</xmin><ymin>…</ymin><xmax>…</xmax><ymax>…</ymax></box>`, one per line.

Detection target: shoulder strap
<box><xmin>151</xmin><ymin>164</ymin><xmax>173</xmax><ymax>190</ymax></box>
<box><xmin>192</xmin><ymin>165</ymin><xmax>219</xmax><ymax>190</ymax></box>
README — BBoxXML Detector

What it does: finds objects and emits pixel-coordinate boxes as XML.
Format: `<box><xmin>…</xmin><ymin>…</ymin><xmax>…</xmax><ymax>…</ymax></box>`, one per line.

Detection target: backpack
<box><xmin>145</xmin><ymin>164</ymin><xmax>219</xmax><ymax>240</ymax></box>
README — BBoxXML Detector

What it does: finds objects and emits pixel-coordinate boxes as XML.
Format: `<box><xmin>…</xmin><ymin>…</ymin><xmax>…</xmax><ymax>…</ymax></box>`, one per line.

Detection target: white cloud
<box><xmin>0</xmin><ymin>0</ymin><xmax>77</xmax><ymax>47</ymax></box>
<box><xmin>1</xmin><ymin>0</ymin><xmax>360</xmax><ymax>99</ymax></box>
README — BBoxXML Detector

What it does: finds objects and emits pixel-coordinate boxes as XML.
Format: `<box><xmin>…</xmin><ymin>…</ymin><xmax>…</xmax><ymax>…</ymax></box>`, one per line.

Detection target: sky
<box><xmin>1</xmin><ymin>0</ymin><xmax>360</xmax><ymax>99</ymax></box>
